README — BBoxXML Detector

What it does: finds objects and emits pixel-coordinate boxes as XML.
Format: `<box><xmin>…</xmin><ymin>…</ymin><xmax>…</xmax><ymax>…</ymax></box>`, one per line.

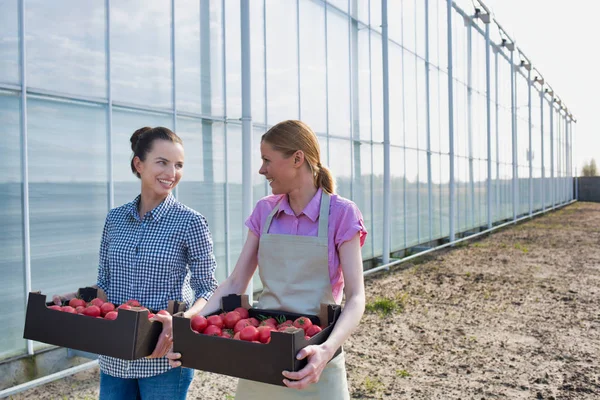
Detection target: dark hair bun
<box><xmin>130</xmin><ymin>127</ymin><xmax>152</xmax><ymax>152</ymax></box>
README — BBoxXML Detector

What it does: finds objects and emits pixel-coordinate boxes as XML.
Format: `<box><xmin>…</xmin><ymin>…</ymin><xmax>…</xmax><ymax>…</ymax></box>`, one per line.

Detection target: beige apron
<box><xmin>236</xmin><ymin>192</ymin><xmax>350</xmax><ymax>400</ymax></box>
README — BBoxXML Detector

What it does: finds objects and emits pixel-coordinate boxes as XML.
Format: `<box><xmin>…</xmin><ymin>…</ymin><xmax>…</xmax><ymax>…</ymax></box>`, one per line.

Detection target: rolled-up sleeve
<box><xmin>97</xmin><ymin>213</ymin><xmax>111</xmax><ymax>293</ymax></box>
<box><xmin>186</xmin><ymin>214</ymin><xmax>218</xmax><ymax>301</ymax></box>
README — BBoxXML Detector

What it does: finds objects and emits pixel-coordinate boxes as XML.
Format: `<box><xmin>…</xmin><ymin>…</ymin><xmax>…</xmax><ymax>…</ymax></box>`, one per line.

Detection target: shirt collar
<box><xmin>276</xmin><ymin>188</ymin><xmax>322</xmax><ymax>222</ymax></box>
<box><xmin>128</xmin><ymin>193</ymin><xmax>176</xmax><ymax>222</ymax></box>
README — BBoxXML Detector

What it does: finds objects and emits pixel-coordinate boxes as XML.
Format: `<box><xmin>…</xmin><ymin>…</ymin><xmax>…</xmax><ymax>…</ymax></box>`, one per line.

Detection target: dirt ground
<box><xmin>10</xmin><ymin>201</ymin><xmax>600</xmax><ymax>399</ymax></box>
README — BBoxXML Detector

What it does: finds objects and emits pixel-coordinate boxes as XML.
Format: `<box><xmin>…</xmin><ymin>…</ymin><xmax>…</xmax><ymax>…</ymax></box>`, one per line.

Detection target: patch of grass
<box><xmin>514</xmin><ymin>242</ymin><xmax>529</xmax><ymax>253</ymax></box>
<box><xmin>465</xmin><ymin>271</ymin><xmax>471</xmax><ymax>278</ymax></box>
<box><xmin>396</xmin><ymin>369</ymin><xmax>410</xmax><ymax>378</ymax></box>
<box><xmin>365</xmin><ymin>293</ymin><xmax>409</xmax><ymax>316</ymax></box>
<box><xmin>363</xmin><ymin>376</ymin><xmax>384</xmax><ymax>393</ymax></box>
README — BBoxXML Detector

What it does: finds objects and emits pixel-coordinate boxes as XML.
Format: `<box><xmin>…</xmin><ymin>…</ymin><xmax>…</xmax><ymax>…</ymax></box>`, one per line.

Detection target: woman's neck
<box><xmin>287</xmin><ymin>185</ymin><xmax>318</xmax><ymax>216</ymax></box>
<box><xmin>138</xmin><ymin>189</ymin><xmax>168</xmax><ymax>219</ymax></box>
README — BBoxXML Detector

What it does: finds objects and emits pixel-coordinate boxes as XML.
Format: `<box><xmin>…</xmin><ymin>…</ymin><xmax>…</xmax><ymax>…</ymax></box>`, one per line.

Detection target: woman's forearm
<box><xmin>320</xmin><ymin>294</ymin><xmax>365</xmax><ymax>358</ymax></box>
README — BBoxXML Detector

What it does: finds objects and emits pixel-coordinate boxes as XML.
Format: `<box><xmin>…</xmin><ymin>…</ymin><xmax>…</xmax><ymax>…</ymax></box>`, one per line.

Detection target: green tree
<box><xmin>582</xmin><ymin>159</ymin><xmax>598</xmax><ymax>176</ymax></box>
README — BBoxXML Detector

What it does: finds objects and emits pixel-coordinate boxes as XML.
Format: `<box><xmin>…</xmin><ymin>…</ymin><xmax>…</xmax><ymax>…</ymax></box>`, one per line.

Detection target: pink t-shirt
<box><xmin>245</xmin><ymin>188</ymin><xmax>368</xmax><ymax>304</ymax></box>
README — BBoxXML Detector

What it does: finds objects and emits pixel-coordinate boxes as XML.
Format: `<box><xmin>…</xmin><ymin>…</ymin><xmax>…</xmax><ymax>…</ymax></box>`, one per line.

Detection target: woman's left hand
<box><xmin>147</xmin><ymin>313</ymin><xmax>173</xmax><ymax>359</ymax></box>
<box><xmin>281</xmin><ymin>344</ymin><xmax>334</xmax><ymax>389</ymax></box>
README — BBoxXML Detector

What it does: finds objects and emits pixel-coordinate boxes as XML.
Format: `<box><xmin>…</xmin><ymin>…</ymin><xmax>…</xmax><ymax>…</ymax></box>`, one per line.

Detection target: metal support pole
<box><xmin>447</xmin><ymin>0</ymin><xmax>455</xmax><ymax>242</ymax></box>
<box><xmin>550</xmin><ymin>98</ymin><xmax>555</xmax><ymax>209</ymax></box>
<box><xmin>240</xmin><ymin>0</ymin><xmax>253</xmax><ymax>299</ymax></box>
<box><xmin>565</xmin><ymin>117</ymin><xmax>570</xmax><ymax>201</ymax></box>
<box><xmin>221</xmin><ymin>0</ymin><xmax>231</xmax><ymax>276</ymax></box>
<box><xmin>467</xmin><ymin>20</ymin><xmax>475</xmax><ymax>229</ymax></box>
<box><xmin>494</xmin><ymin>49</ymin><xmax>499</xmax><ymax>220</ymax></box>
<box><xmin>19</xmin><ymin>0</ymin><xmax>34</xmax><ymax>356</ymax></box>
<box><xmin>485</xmin><ymin>22</ymin><xmax>492</xmax><ymax>229</ymax></box>
<box><xmin>425</xmin><ymin>0</ymin><xmax>433</xmax><ymax>241</ymax></box>
<box><xmin>528</xmin><ymin>69</ymin><xmax>532</xmax><ymax>216</ymax></box>
<box><xmin>540</xmin><ymin>90</ymin><xmax>545</xmax><ymax>211</ymax></box>
<box><xmin>510</xmin><ymin>49</ymin><xmax>517</xmax><ymax>221</ymax></box>
<box><xmin>106</xmin><ymin>0</ymin><xmax>114</xmax><ymax>210</ymax></box>
<box><xmin>171</xmin><ymin>0</ymin><xmax>178</xmax><ymax>199</ymax></box>
<box><xmin>381</xmin><ymin>0</ymin><xmax>391</xmax><ymax>264</ymax></box>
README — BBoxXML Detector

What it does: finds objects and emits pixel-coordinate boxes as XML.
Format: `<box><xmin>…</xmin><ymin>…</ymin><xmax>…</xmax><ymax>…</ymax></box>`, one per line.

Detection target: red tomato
<box><xmin>157</xmin><ymin>310</ymin><xmax>170</xmax><ymax>316</ymax></box>
<box><xmin>117</xmin><ymin>304</ymin><xmax>132</xmax><ymax>310</ymax></box>
<box><xmin>223</xmin><ymin>311</ymin><xmax>242</xmax><ymax>329</ymax></box>
<box><xmin>233</xmin><ymin>331</ymin><xmax>241</xmax><ymax>340</ymax></box>
<box><xmin>147</xmin><ymin>313</ymin><xmax>155</xmax><ymax>319</ymax></box>
<box><xmin>48</xmin><ymin>305</ymin><xmax>62</xmax><ymax>311</ymax></box>
<box><xmin>221</xmin><ymin>329</ymin><xmax>234</xmax><ymax>339</ymax></box>
<box><xmin>203</xmin><ymin>325</ymin><xmax>222</xmax><ymax>336</ymax></box>
<box><xmin>247</xmin><ymin>317</ymin><xmax>260</xmax><ymax>327</ymax></box>
<box><xmin>234</xmin><ymin>307</ymin><xmax>249</xmax><ymax>319</ymax></box>
<box><xmin>277</xmin><ymin>320</ymin><xmax>293</xmax><ymax>329</ymax></box>
<box><xmin>68</xmin><ymin>298</ymin><xmax>86</xmax><ymax>308</ymax></box>
<box><xmin>257</xmin><ymin>326</ymin><xmax>275</xmax><ymax>344</ymax></box>
<box><xmin>90</xmin><ymin>298</ymin><xmax>104</xmax><ymax>308</ymax></box>
<box><xmin>104</xmin><ymin>311</ymin><xmax>118</xmax><ymax>320</ymax></box>
<box><xmin>100</xmin><ymin>302</ymin><xmax>115</xmax><ymax>316</ymax></box>
<box><xmin>82</xmin><ymin>305</ymin><xmax>101</xmax><ymax>318</ymax></box>
<box><xmin>126</xmin><ymin>299</ymin><xmax>141</xmax><ymax>307</ymax></box>
<box><xmin>239</xmin><ymin>326</ymin><xmax>259</xmax><ymax>342</ymax></box>
<box><xmin>260</xmin><ymin>318</ymin><xmax>277</xmax><ymax>328</ymax></box>
<box><xmin>191</xmin><ymin>315</ymin><xmax>208</xmax><ymax>333</ymax></box>
<box><xmin>61</xmin><ymin>306</ymin><xmax>77</xmax><ymax>314</ymax></box>
<box><xmin>207</xmin><ymin>315</ymin><xmax>224</xmax><ymax>329</ymax></box>
<box><xmin>293</xmin><ymin>317</ymin><xmax>313</xmax><ymax>332</ymax></box>
<box><xmin>75</xmin><ymin>306</ymin><xmax>86</xmax><ymax>314</ymax></box>
<box><xmin>233</xmin><ymin>319</ymin><xmax>252</xmax><ymax>334</ymax></box>
<box><xmin>305</xmin><ymin>325</ymin><xmax>322</xmax><ymax>337</ymax></box>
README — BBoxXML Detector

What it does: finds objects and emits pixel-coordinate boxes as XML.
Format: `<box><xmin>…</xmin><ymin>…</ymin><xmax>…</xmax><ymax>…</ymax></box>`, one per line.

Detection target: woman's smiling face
<box><xmin>134</xmin><ymin>139</ymin><xmax>185</xmax><ymax>198</ymax></box>
<box><xmin>259</xmin><ymin>141</ymin><xmax>297</xmax><ymax>195</ymax></box>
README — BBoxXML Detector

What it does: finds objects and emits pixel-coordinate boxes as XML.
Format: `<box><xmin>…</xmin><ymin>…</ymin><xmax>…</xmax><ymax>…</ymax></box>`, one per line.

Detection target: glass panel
<box><xmin>176</xmin><ymin>0</ymin><xmax>224</xmax><ymax>117</ymax></box>
<box><xmin>356</xmin><ymin>143</ymin><xmax>373</xmax><ymax>260</ymax></box>
<box><xmin>0</xmin><ymin>0</ymin><xmax>19</xmax><ymax>85</ymax></box>
<box><xmin>372</xmin><ymin>144</ymin><xmax>384</xmax><ymax>257</ymax></box>
<box><xmin>327</xmin><ymin>0</ymin><xmax>348</xmax><ymax>13</ymax></box>
<box><xmin>389</xmin><ymin>43</ymin><xmax>403</xmax><ymax>146</ymax></box>
<box><xmin>387</xmin><ymin>0</ymin><xmax>401</xmax><ymax>43</ymax></box>
<box><xmin>371</xmin><ymin>32</ymin><xmax>383</xmax><ymax>143</ymax></box>
<box><xmin>402</xmin><ymin>0</ymin><xmax>416</xmax><ymax>53</ymax></box>
<box><xmin>405</xmin><ymin>149</ymin><xmax>418</xmax><ymax>247</ymax></box>
<box><xmin>403</xmin><ymin>51</ymin><xmax>417</xmax><ymax>149</ymax></box>
<box><xmin>176</xmin><ymin>118</ymin><xmax>227</xmax><ymax>283</ymax></box>
<box><xmin>253</xmin><ymin>126</ymin><xmax>269</xmax><ymax>205</ymax></box>
<box><xmin>27</xmin><ymin>97</ymin><xmax>107</xmax><ymax>312</ymax></box>
<box><xmin>225</xmin><ymin>123</ymin><xmax>244</xmax><ymax>276</ymax></box>
<box><xmin>370</xmin><ymin>0</ymin><xmax>382</xmax><ymax>32</ymax></box>
<box><xmin>416</xmin><ymin>60</ymin><xmax>427</xmax><ymax>150</ymax></box>
<box><xmin>0</xmin><ymin>91</ymin><xmax>25</xmax><ymax>358</ymax></box>
<box><xmin>357</xmin><ymin>26</ymin><xmax>371</xmax><ymax>141</ymax></box>
<box><xmin>112</xmin><ymin>108</ymin><xmax>172</xmax><ymax>207</ymax></box>
<box><xmin>430</xmin><ymin>153</ymin><xmax>442</xmax><ymax>240</ymax></box>
<box><xmin>266</xmin><ymin>0</ymin><xmax>298</xmax><ymax>124</ymax></box>
<box><xmin>440</xmin><ymin>154</ymin><xmax>450</xmax><ymax>237</ymax></box>
<box><xmin>418</xmin><ymin>150</ymin><xmax>430</xmax><ymax>242</ymax></box>
<box><xmin>27</xmin><ymin>0</ymin><xmax>106</xmax><ymax>97</ymax></box>
<box><xmin>225</xmin><ymin>0</ymin><xmax>241</xmax><ymax>119</ymax></box>
<box><xmin>251</xmin><ymin>0</ymin><xmax>266</xmax><ymax>124</ymax></box>
<box><xmin>112</xmin><ymin>0</ymin><xmax>171</xmax><ymax>108</ymax></box>
<box><xmin>299</xmin><ymin>0</ymin><xmax>327</xmax><ymax>133</ymax></box>
<box><xmin>327</xmin><ymin>8</ymin><xmax>351</xmax><ymax>137</ymax></box>
<box><xmin>390</xmin><ymin>146</ymin><xmax>404</xmax><ymax>251</ymax></box>
<box><xmin>328</xmin><ymin>138</ymin><xmax>351</xmax><ymax>199</ymax></box>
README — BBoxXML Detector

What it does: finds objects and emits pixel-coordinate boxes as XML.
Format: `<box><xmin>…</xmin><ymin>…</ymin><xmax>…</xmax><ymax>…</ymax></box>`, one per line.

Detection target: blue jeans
<box><xmin>99</xmin><ymin>368</ymin><xmax>194</xmax><ymax>400</ymax></box>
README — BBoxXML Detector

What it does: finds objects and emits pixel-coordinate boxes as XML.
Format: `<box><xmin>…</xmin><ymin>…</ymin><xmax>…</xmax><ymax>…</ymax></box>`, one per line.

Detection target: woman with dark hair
<box><xmin>169</xmin><ymin>120</ymin><xmax>367</xmax><ymax>399</ymax></box>
<box><xmin>74</xmin><ymin>127</ymin><xmax>218</xmax><ymax>399</ymax></box>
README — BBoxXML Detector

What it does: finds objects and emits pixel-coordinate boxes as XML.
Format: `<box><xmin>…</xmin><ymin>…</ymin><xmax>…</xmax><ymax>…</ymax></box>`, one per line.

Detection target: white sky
<box><xmin>482</xmin><ymin>0</ymin><xmax>599</xmax><ymax>174</ymax></box>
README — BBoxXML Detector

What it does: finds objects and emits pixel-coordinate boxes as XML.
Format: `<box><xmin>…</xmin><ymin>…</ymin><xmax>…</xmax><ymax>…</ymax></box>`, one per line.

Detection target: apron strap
<box><xmin>262</xmin><ymin>202</ymin><xmax>280</xmax><ymax>235</ymax></box>
<box><xmin>318</xmin><ymin>191</ymin><xmax>330</xmax><ymax>239</ymax></box>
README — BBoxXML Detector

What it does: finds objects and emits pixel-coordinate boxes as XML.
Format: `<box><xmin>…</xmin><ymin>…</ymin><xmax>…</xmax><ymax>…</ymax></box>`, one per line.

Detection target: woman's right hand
<box><xmin>166</xmin><ymin>351</ymin><xmax>182</xmax><ymax>368</ymax></box>
<box><xmin>52</xmin><ymin>292</ymin><xmax>77</xmax><ymax>305</ymax></box>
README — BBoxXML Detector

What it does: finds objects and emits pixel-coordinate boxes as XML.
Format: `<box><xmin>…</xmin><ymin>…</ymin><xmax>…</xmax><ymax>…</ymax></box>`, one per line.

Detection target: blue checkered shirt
<box><xmin>97</xmin><ymin>193</ymin><xmax>218</xmax><ymax>378</ymax></box>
